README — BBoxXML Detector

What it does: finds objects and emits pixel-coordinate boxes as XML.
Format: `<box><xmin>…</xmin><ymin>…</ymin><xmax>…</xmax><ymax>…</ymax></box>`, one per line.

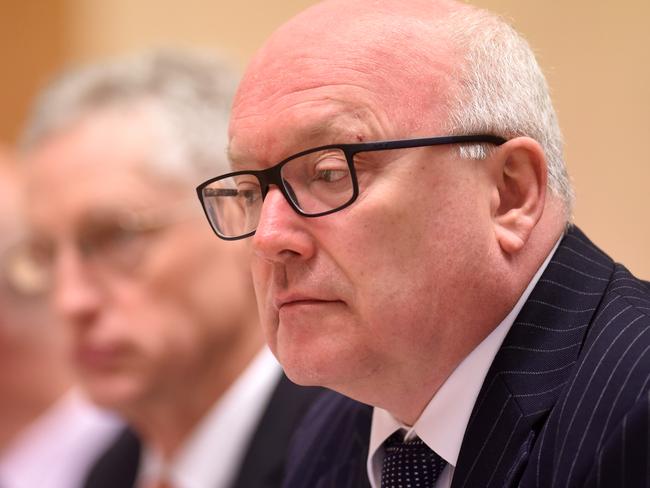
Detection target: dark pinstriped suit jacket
<box><xmin>83</xmin><ymin>375</ymin><xmax>323</xmax><ymax>488</ymax></box>
<box><xmin>282</xmin><ymin>226</ymin><xmax>650</xmax><ymax>488</ymax></box>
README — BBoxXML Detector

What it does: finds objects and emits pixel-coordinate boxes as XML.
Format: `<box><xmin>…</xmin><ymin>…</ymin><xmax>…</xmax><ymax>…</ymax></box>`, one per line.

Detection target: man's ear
<box><xmin>489</xmin><ymin>137</ymin><xmax>547</xmax><ymax>255</ymax></box>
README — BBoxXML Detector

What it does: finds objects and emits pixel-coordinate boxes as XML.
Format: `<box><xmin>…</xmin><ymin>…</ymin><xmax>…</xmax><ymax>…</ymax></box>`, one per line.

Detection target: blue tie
<box><xmin>380</xmin><ymin>432</ymin><xmax>447</xmax><ymax>487</ymax></box>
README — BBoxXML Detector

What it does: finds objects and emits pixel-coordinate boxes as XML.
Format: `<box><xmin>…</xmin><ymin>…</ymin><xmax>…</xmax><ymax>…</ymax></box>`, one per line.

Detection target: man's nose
<box><xmin>252</xmin><ymin>187</ymin><xmax>316</xmax><ymax>264</ymax></box>
<box><xmin>51</xmin><ymin>245</ymin><xmax>102</xmax><ymax>328</ymax></box>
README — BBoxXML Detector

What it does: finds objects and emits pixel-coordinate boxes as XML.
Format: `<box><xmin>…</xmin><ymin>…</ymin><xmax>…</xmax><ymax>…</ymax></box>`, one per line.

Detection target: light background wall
<box><xmin>2</xmin><ymin>0</ymin><xmax>648</xmax><ymax>277</ymax></box>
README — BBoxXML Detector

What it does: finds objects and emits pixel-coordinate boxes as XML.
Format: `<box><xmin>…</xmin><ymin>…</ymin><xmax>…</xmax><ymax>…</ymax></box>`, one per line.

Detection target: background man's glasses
<box><xmin>196</xmin><ymin>134</ymin><xmax>507</xmax><ymax>240</ymax></box>
<box><xmin>1</xmin><ymin>238</ymin><xmax>48</xmax><ymax>299</ymax></box>
<box><xmin>11</xmin><ymin>201</ymin><xmax>198</xmax><ymax>296</ymax></box>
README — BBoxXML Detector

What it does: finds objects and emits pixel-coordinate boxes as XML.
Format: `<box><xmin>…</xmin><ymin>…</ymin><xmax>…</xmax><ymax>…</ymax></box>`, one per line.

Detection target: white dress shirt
<box><xmin>367</xmin><ymin>240</ymin><xmax>560</xmax><ymax>488</ymax></box>
<box><xmin>0</xmin><ymin>389</ymin><xmax>123</xmax><ymax>488</ymax></box>
<box><xmin>138</xmin><ymin>347</ymin><xmax>282</xmax><ymax>488</ymax></box>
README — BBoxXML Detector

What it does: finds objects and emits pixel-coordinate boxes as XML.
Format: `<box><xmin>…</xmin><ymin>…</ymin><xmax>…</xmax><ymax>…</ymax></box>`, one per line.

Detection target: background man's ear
<box><xmin>490</xmin><ymin>137</ymin><xmax>547</xmax><ymax>255</ymax></box>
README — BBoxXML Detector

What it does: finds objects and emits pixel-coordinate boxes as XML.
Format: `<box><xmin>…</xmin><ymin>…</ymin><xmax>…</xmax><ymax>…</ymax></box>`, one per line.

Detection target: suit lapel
<box><xmin>314</xmin><ymin>431</ymin><xmax>371</xmax><ymax>488</ymax></box>
<box><xmin>312</xmin><ymin>401</ymin><xmax>372</xmax><ymax>488</ymax></box>
<box><xmin>282</xmin><ymin>391</ymin><xmax>372</xmax><ymax>488</ymax></box>
<box><xmin>231</xmin><ymin>374</ymin><xmax>323</xmax><ymax>488</ymax></box>
<box><xmin>451</xmin><ymin>226</ymin><xmax>614</xmax><ymax>488</ymax></box>
<box><xmin>83</xmin><ymin>427</ymin><xmax>140</xmax><ymax>488</ymax></box>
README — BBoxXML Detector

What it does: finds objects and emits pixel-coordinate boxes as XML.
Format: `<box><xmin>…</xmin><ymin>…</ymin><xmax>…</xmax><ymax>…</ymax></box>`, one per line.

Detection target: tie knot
<box><xmin>381</xmin><ymin>432</ymin><xmax>447</xmax><ymax>488</ymax></box>
<box><xmin>385</xmin><ymin>432</ymin><xmax>427</xmax><ymax>450</ymax></box>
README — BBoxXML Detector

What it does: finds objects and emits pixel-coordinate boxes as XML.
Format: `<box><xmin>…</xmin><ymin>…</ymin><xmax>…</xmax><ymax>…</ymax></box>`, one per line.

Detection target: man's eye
<box><xmin>239</xmin><ymin>189</ymin><xmax>261</xmax><ymax>205</ymax></box>
<box><xmin>234</xmin><ymin>176</ymin><xmax>259</xmax><ymax>191</ymax></box>
<box><xmin>83</xmin><ymin>223</ymin><xmax>135</xmax><ymax>253</ymax></box>
<box><xmin>311</xmin><ymin>152</ymin><xmax>349</xmax><ymax>183</ymax></box>
<box><xmin>236</xmin><ymin>182</ymin><xmax>259</xmax><ymax>192</ymax></box>
<box><xmin>314</xmin><ymin>168</ymin><xmax>349</xmax><ymax>183</ymax></box>
<box><xmin>235</xmin><ymin>180</ymin><xmax>260</xmax><ymax>197</ymax></box>
<box><xmin>25</xmin><ymin>239</ymin><xmax>53</xmax><ymax>262</ymax></box>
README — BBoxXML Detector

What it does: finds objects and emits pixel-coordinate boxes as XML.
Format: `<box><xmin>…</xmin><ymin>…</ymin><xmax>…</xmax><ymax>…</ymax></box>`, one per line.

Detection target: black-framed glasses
<box><xmin>196</xmin><ymin>134</ymin><xmax>507</xmax><ymax>240</ymax></box>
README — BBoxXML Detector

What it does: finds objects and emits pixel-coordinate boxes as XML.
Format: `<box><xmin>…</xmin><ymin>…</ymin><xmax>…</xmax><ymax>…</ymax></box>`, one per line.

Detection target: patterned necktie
<box><xmin>380</xmin><ymin>432</ymin><xmax>447</xmax><ymax>488</ymax></box>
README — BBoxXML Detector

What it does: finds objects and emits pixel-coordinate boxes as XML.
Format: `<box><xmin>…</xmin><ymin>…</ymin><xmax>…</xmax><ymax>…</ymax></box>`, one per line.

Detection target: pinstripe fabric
<box><xmin>453</xmin><ymin>226</ymin><xmax>650</xmax><ymax>488</ymax></box>
<box><xmin>282</xmin><ymin>227</ymin><xmax>650</xmax><ymax>487</ymax></box>
<box><xmin>282</xmin><ymin>392</ymin><xmax>373</xmax><ymax>488</ymax></box>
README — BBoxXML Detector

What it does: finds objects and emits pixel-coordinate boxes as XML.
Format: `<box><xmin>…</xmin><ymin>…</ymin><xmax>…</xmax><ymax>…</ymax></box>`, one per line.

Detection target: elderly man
<box><xmin>0</xmin><ymin>148</ymin><xmax>122</xmax><ymax>488</ymax></box>
<box><xmin>21</xmin><ymin>51</ymin><xmax>322</xmax><ymax>488</ymax></box>
<box><xmin>196</xmin><ymin>0</ymin><xmax>650</xmax><ymax>486</ymax></box>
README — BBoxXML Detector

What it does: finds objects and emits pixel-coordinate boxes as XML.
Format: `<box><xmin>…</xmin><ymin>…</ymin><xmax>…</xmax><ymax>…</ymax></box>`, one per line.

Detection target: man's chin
<box><xmin>278</xmin><ymin>344</ymin><xmax>349</xmax><ymax>390</ymax></box>
<box><xmin>79</xmin><ymin>374</ymin><xmax>145</xmax><ymax>413</ymax></box>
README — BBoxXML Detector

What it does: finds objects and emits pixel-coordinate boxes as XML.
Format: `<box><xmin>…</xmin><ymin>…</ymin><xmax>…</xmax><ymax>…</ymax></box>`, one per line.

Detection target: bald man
<box><xmin>0</xmin><ymin>148</ymin><xmax>122</xmax><ymax>488</ymax></box>
<box><xmin>195</xmin><ymin>0</ymin><xmax>650</xmax><ymax>487</ymax></box>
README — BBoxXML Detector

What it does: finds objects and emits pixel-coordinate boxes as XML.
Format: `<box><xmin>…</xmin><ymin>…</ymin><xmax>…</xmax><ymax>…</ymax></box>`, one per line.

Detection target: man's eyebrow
<box><xmin>227</xmin><ymin>114</ymin><xmax>371</xmax><ymax>171</ymax></box>
<box><xmin>227</xmin><ymin>141</ymin><xmax>261</xmax><ymax>172</ymax></box>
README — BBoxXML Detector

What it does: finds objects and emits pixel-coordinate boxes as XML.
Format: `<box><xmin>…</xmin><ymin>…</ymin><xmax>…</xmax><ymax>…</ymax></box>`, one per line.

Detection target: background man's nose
<box><xmin>51</xmin><ymin>247</ymin><xmax>102</xmax><ymax>329</ymax></box>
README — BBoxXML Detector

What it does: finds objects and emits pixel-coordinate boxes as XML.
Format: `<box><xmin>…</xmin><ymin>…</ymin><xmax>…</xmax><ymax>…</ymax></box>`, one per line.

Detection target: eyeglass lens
<box><xmin>201</xmin><ymin>147</ymin><xmax>355</xmax><ymax>238</ymax></box>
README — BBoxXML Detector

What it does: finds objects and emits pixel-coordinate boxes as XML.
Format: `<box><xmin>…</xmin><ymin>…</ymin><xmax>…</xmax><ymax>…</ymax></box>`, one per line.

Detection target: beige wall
<box><xmin>0</xmin><ymin>1</ymin><xmax>66</xmax><ymax>143</ymax></box>
<box><xmin>3</xmin><ymin>0</ymin><xmax>649</xmax><ymax>277</ymax></box>
<box><xmin>63</xmin><ymin>0</ymin><xmax>321</xmax><ymax>66</ymax></box>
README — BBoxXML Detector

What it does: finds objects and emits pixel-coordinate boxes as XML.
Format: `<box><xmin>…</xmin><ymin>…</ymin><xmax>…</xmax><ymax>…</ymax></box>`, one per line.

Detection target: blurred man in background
<box><xmin>0</xmin><ymin>146</ymin><xmax>122</xmax><ymax>488</ymax></box>
<box><xmin>20</xmin><ymin>50</ymin><xmax>321</xmax><ymax>488</ymax></box>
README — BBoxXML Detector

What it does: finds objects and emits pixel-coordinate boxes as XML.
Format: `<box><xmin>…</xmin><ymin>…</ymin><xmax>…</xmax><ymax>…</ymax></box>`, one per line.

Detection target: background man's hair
<box><xmin>443</xmin><ymin>7</ymin><xmax>574</xmax><ymax>218</ymax></box>
<box><xmin>20</xmin><ymin>49</ymin><xmax>239</xmax><ymax>185</ymax></box>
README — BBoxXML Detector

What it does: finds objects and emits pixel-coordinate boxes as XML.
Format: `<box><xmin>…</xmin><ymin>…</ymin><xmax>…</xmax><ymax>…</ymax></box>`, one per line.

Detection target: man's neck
<box><xmin>376</xmin><ymin>226</ymin><xmax>565</xmax><ymax>425</ymax></box>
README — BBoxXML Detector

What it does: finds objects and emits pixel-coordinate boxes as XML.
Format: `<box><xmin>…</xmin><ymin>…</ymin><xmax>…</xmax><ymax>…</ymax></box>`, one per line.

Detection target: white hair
<box><xmin>443</xmin><ymin>7</ymin><xmax>574</xmax><ymax>218</ymax></box>
<box><xmin>20</xmin><ymin>49</ymin><xmax>239</xmax><ymax>185</ymax></box>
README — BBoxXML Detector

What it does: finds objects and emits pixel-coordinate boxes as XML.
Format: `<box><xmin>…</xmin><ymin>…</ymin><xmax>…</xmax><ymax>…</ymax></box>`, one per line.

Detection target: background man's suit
<box><xmin>283</xmin><ymin>226</ymin><xmax>650</xmax><ymax>487</ymax></box>
<box><xmin>84</xmin><ymin>375</ymin><xmax>323</xmax><ymax>488</ymax></box>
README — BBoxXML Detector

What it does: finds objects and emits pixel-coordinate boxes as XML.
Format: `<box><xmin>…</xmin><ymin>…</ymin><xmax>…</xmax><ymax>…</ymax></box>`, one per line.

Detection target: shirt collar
<box><xmin>139</xmin><ymin>347</ymin><xmax>282</xmax><ymax>488</ymax></box>
<box><xmin>367</xmin><ymin>238</ymin><xmax>561</xmax><ymax>486</ymax></box>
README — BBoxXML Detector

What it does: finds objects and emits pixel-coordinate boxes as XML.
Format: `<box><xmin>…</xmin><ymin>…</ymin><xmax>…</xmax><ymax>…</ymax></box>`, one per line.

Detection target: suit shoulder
<box><xmin>607</xmin><ymin>264</ymin><xmax>650</xmax><ymax>314</ymax></box>
<box><xmin>583</xmin><ymin>263</ymin><xmax>650</xmax><ymax>365</ymax></box>
<box><xmin>535</xmin><ymin>265</ymin><xmax>650</xmax><ymax>486</ymax></box>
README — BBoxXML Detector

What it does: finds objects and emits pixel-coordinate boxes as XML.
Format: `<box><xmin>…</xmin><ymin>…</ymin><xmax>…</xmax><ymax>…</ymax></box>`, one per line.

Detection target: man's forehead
<box><xmin>228</xmin><ymin>104</ymin><xmax>381</xmax><ymax>170</ymax></box>
<box><xmin>234</xmin><ymin>18</ymin><xmax>456</xmax><ymax>111</ymax></box>
<box><xmin>229</xmin><ymin>1</ymin><xmax>463</xmax><ymax>171</ymax></box>
<box><xmin>25</xmin><ymin>141</ymin><xmax>184</xmax><ymax>229</ymax></box>
<box><xmin>229</xmin><ymin>74</ymin><xmax>454</xmax><ymax>172</ymax></box>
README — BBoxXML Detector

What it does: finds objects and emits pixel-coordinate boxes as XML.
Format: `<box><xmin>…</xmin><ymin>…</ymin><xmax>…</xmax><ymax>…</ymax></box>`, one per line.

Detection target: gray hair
<box><xmin>20</xmin><ymin>49</ymin><xmax>239</xmax><ymax>186</ymax></box>
<box><xmin>443</xmin><ymin>7</ymin><xmax>574</xmax><ymax>218</ymax></box>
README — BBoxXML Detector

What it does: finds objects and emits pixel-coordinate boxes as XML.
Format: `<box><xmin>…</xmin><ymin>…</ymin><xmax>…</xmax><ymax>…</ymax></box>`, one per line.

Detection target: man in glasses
<box><xmin>197</xmin><ymin>0</ymin><xmax>650</xmax><ymax>486</ymax></box>
<box><xmin>20</xmin><ymin>51</ymin><xmax>321</xmax><ymax>488</ymax></box>
<box><xmin>0</xmin><ymin>147</ymin><xmax>122</xmax><ymax>488</ymax></box>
